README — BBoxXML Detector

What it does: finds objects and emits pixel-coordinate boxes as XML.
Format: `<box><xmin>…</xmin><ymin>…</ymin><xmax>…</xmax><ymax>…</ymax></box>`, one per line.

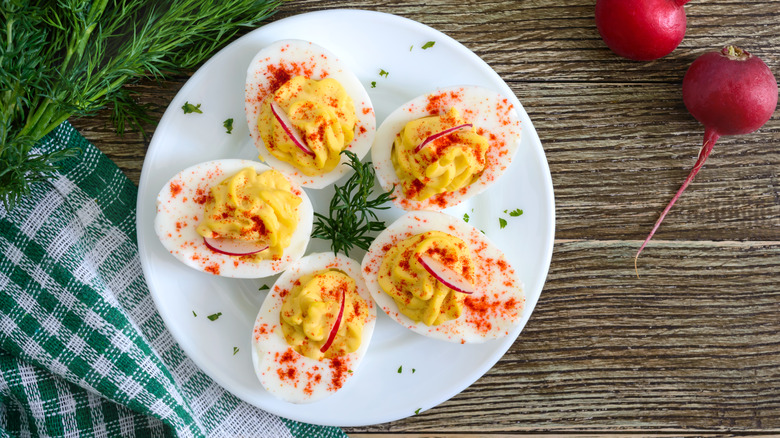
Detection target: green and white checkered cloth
<box><xmin>0</xmin><ymin>122</ymin><xmax>347</xmax><ymax>438</ymax></box>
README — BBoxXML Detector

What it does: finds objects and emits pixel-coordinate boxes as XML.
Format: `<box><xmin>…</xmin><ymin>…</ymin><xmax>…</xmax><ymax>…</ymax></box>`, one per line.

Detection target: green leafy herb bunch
<box><xmin>0</xmin><ymin>0</ymin><xmax>282</xmax><ymax>209</ymax></box>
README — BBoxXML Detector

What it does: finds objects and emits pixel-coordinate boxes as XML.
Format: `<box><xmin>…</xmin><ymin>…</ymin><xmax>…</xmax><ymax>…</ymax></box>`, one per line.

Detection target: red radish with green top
<box><xmin>595</xmin><ymin>0</ymin><xmax>690</xmax><ymax>61</ymax></box>
<box><xmin>636</xmin><ymin>46</ymin><xmax>778</xmax><ymax>267</ymax></box>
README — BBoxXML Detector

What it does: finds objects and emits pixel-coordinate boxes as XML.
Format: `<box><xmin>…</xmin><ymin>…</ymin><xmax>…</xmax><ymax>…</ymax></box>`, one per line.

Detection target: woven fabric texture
<box><xmin>0</xmin><ymin>122</ymin><xmax>346</xmax><ymax>438</ymax></box>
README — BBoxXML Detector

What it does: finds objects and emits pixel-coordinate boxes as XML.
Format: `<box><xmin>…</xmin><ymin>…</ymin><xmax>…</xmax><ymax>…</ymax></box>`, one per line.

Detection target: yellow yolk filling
<box><xmin>195</xmin><ymin>168</ymin><xmax>301</xmax><ymax>260</ymax></box>
<box><xmin>378</xmin><ymin>231</ymin><xmax>474</xmax><ymax>326</ymax></box>
<box><xmin>258</xmin><ymin>75</ymin><xmax>357</xmax><ymax>176</ymax></box>
<box><xmin>391</xmin><ymin>107</ymin><xmax>489</xmax><ymax>201</ymax></box>
<box><xmin>280</xmin><ymin>269</ymin><xmax>369</xmax><ymax>360</ymax></box>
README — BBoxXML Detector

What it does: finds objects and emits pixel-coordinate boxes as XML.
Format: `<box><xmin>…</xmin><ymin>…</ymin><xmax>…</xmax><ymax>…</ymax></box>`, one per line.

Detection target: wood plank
<box><xmin>70</xmin><ymin>79</ymin><xmax>780</xmax><ymax>242</ymax></box>
<box><xmin>273</xmin><ymin>0</ymin><xmax>780</xmax><ymax>83</ymax></box>
<box><xmin>344</xmin><ymin>240</ymin><xmax>780</xmax><ymax>433</ymax></box>
<box><xmin>61</xmin><ymin>2</ymin><xmax>780</xmax><ymax>433</ymax></box>
<box><xmin>517</xmin><ymin>83</ymin><xmax>780</xmax><ymax>242</ymax></box>
<box><xmin>348</xmin><ymin>435</ymin><xmax>779</xmax><ymax>438</ymax></box>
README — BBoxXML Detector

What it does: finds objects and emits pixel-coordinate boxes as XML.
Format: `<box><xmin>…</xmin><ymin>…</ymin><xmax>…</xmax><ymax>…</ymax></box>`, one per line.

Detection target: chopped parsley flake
<box><xmin>509</xmin><ymin>209</ymin><xmax>524</xmax><ymax>217</ymax></box>
<box><xmin>397</xmin><ymin>365</ymin><xmax>402</xmax><ymax>373</ymax></box>
<box><xmin>463</xmin><ymin>213</ymin><xmax>469</xmax><ymax>223</ymax></box>
<box><xmin>181</xmin><ymin>101</ymin><xmax>202</xmax><ymax>114</ymax></box>
<box><xmin>348</xmin><ymin>369</ymin><xmax>354</xmax><ymax>374</ymax></box>
<box><xmin>258</xmin><ymin>284</ymin><xmax>269</xmax><ymax>291</ymax></box>
<box><xmin>414</xmin><ymin>408</ymin><xmax>422</xmax><ymax>415</ymax></box>
<box><xmin>233</xmin><ymin>347</ymin><xmax>239</xmax><ymax>355</ymax></box>
<box><xmin>192</xmin><ymin>311</ymin><xmax>197</xmax><ymax>317</ymax></box>
<box><xmin>370</xmin><ymin>81</ymin><xmax>376</xmax><ymax>88</ymax></box>
<box><xmin>412</xmin><ymin>368</ymin><xmax>416</xmax><ymax>373</ymax></box>
<box><xmin>410</xmin><ymin>45</ymin><xmax>413</xmax><ymax>51</ymax></box>
<box><xmin>379</xmin><ymin>69</ymin><xmax>389</xmax><ymax>78</ymax></box>
<box><xmin>499</xmin><ymin>218</ymin><xmax>507</xmax><ymax>229</ymax></box>
<box><xmin>223</xmin><ymin>118</ymin><xmax>233</xmax><ymax>134</ymax></box>
<box><xmin>207</xmin><ymin>312</ymin><xmax>222</xmax><ymax>321</ymax></box>
<box><xmin>421</xmin><ymin>41</ymin><xmax>435</xmax><ymax>50</ymax></box>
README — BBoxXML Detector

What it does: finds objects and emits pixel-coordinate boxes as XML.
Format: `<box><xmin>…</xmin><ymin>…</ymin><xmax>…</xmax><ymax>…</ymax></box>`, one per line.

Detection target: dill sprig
<box><xmin>0</xmin><ymin>0</ymin><xmax>283</xmax><ymax>210</ymax></box>
<box><xmin>312</xmin><ymin>151</ymin><xmax>395</xmax><ymax>256</ymax></box>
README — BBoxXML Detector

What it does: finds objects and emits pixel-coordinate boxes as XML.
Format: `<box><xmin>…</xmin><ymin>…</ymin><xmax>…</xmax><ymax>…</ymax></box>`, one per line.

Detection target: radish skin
<box><xmin>595</xmin><ymin>0</ymin><xmax>690</xmax><ymax>61</ymax></box>
<box><xmin>635</xmin><ymin>46</ymin><xmax>778</xmax><ymax>273</ymax></box>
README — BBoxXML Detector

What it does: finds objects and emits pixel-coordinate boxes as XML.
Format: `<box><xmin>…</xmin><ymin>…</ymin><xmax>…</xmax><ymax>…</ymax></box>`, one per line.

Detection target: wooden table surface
<box><xmin>70</xmin><ymin>0</ymin><xmax>780</xmax><ymax>436</ymax></box>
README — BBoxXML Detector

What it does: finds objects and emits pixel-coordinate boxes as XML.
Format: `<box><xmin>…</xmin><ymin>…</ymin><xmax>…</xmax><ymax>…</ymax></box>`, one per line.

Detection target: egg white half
<box><xmin>372</xmin><ymin>85</ymin><xmax>522</xmax><ymax>210</ymax></box>
<box><xmin>361</xmin><ymin>211</ymin><xmax>524</xmax><ymax>343</ymax></box>
<box><xmin>245</xmin><ymin>39</ymin><xmax>376</xmax><ymax>189</ymax></box>
<box><xmin>252</xmin><ymin>252</ymin><xmax>377</xmax><ymax>403</ymax></box>
<box><xmin>154</xmin><ymin>159</ymin><xmax>313</xmax><ymax>278</ymax></box>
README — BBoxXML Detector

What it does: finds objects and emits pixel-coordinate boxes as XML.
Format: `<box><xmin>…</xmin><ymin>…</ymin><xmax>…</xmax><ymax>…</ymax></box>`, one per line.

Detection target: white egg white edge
<box><xmin>154</xmin><ymin>159</ymin><xmax>314</xmax><ymax>279</ymax></box>
<box><xmin>360</xmin><ymin>210</ymin><xmax>525</xmax><ymax>343</ymax></box>
<box><xmin>251</xmin><ymin>252</ymin><xmax>377</xmax><ymax>404</ymax></box>
<box><xmin>244</xmin><ymin>39</ymin><xmax>376</xmax><ymax>189</ymax></box>
<box><xmin>371</xmin><ymin>85</ymin><xmax>522</xmax><ymax>211</ymax></box>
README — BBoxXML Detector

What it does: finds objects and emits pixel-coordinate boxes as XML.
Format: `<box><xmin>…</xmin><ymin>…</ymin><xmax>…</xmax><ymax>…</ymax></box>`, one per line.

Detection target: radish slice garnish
<box><xmin>414</xmin><ymin>123</ymin><xmax>473</xmax><ymax>153</ymax></box>
<box><xmin>270</xmin><ymin>101</ymin><xmax>316</xmax><ymax>157</ymax></box>
<box><xmin>203</xmin><ymin>237</ymin><xmax>269</xmax><ymax>256</ymax></box>
<box><xmin>320</xmin><ymin>286</ymin><xmax>346</xmax><ymax>353</ymax></box>
<box><xmin>417</xmin><ymin>254</ymin><xmax>474</xmax><ymax>294</ymax></box>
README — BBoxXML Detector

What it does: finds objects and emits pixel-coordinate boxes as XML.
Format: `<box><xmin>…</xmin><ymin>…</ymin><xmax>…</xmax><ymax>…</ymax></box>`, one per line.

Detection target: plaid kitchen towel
<box><xmin>0</xmin><ymin>122</ymin><xmax>347</xmax><ymax>438</ymax></box>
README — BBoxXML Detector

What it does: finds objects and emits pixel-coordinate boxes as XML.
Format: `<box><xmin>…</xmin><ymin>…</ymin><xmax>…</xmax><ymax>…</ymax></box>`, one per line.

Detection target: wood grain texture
<box><xmin>68</xmin><ymin>0</ymin><xmax>780</xmax><ymax>434</ymax></box>
<box><xmin>346</xmin><ymin>241</ymin><xmax>780</xmax><ymax>433</ymax></box>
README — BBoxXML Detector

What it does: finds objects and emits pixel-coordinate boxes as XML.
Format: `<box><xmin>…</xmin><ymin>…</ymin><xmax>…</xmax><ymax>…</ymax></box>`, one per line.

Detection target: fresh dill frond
<box><xmin>0</xmin><ymin>0</ymin><xmax>283</xmax><ymax>210</ymax></box>
<box><xmin>311</xmin><ymin>151</ymin><xmax>395</xmax><ymax>256</ymax></box>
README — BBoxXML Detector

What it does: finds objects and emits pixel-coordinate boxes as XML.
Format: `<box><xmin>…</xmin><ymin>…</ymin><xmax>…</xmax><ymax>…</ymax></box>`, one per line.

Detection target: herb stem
<box><xmin>311</xmin><ymin>151</ymin><xmax>395</xmax><ymax>256</ymax></box>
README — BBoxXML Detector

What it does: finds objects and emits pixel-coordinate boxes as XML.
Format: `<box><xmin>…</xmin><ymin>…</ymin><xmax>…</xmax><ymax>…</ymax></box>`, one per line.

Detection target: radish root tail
<box><xmin>634</xmin><ymin>128</ymin><xmax>720</xmax><ymax>278</ymax></box>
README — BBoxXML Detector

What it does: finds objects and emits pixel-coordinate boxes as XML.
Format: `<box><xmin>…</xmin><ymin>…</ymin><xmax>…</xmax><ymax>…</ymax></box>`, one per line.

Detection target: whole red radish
<box><xmin>636</xmin><ymin>46</ymin><xmax>778</xmax><ymax>267</ymax></box>
<box><xmin>595</xmin><ymin>0</ymin><xmax>690</xmax><ymax>61</ymax></box>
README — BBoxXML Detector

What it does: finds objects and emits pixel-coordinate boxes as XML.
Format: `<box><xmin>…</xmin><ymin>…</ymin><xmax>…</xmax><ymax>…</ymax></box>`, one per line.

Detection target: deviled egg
<box><xmin>361</xmin><ymin>210</ymin><xmax>524</xmax><ymax>343</ymax></box>
<box><xmin>154</xmin><ymin>159</ymin><xmax>313</xmax><ymax>278</ymax></box>
<box><xmin>252</xmin><ymin>252</ymin><xmax>376</xmax><ymax>403</ymax></box>
<box><xmin>372</xmin><ymin>85</ymin><xmax>522</xmax><ymax>210</ymax></box>
<box><xmin>245</xmin><ymin>39</ymin><xmax>375</xmax><ymax>188</ymax></box>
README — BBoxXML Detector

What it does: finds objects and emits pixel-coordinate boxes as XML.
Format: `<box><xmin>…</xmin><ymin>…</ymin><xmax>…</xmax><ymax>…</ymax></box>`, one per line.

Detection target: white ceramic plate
<box><xmin>136</xmin><ymin>9</ymin><xmax>554</xmax><ymax>427</ymax></box>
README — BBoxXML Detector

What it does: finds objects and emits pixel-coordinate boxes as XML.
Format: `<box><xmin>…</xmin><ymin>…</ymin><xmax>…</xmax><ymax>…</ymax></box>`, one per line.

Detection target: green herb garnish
<box><xmin>223</xmin><ymin>118</ymin><xmax>234</xmax><ymax>134</ymax></box>
<box><xmin>397</xmin><ymin>366</ymin><xmax>403</xmax><ymax>373</ymax></box>
<box><xmin>233</xmin><ymin>347</ymin><xmax>239</xmax><ymax>355</ymax></box>
<box><xmin>207</xmin><ymin>312</ymin><xmax>222</xmax><ymax>321</ymax></box>
<box><xmin>414</xmin><ymin>408</ymin><xmax>422</xmax><ymax>415</ymax></box>
<box><xmin>182</xmin><ymin>102</ymin><xmax>202</xmax><ymax>114</ymax></box>
<box><xmin>311</xmin><ymin>150</ymin><xmax>394</xmax><ymax>256</ymax></box>
<box><xmin>370</xmin><ymin>81</ymin><xmax>377</xmax><ymax>88</ymax></box>
<box><xmin>463</xmin><ymin>213</ymin><xmax>470</xmax><ymax>223</ymax></box>
<box><xmin>0</xmin><ymin>0</ymin><xmax>283</xmax><ymax>210</ymax></box>
<box><xmin>379</xmin><ymin>69</ymin><xmax>389</xmax><ymax>78</ymax></box>
<box><xmin>499</xmin><ymin>218</ymin><xmax>507</xmax><ymax>229</ymax></box>
<box><xmin>258</xmin><ymin>284</ymin><xmax>269</xmax><ymax>291</ymax></box>
<box><xmin>509</xmin><ymin>209</ymin><xmax>524</xmax><ymax>217</ymax></box>
<box><xmin>192</xmin><ymin>311</ymin><xmax>197</xmax><ymax>317</ymax></box>
<box><xmin>421</xmin><ymin>41</ymin><xmax>435</xmax><ymax>49</ymax></box>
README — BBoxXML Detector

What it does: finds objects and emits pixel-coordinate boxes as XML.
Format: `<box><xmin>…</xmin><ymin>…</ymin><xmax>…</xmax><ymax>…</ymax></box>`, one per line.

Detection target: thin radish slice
<box><xmin>417</xmin><ymin>253</ymin><xmax>474</xmax><ymax>294</ymax></box>
<box><xmin>270</xmin><ymin>101</ymin><xmax>316</xmax><ymax>157</ymax></box>
<box><xmin>414</xmin><ymin>123</ymin><xmax>473</xmax><ymax>153</ymax></box>
<box><xmin>203</xmin><ymin>237</ymin><xmax>269</xmax><ymax>256</ymax></box>
<box><xmin>320</xmin><ymin>286</ymin><xmax>346</xmax><ymax>353</ymax></box>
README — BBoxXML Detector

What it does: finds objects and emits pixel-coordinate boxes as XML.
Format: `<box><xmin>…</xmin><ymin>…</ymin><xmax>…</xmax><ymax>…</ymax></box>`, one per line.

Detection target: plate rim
<box><xmin>136</xmin><ymin>8</ymin><xmax>555</xmax><ymax>427</ymax></box>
